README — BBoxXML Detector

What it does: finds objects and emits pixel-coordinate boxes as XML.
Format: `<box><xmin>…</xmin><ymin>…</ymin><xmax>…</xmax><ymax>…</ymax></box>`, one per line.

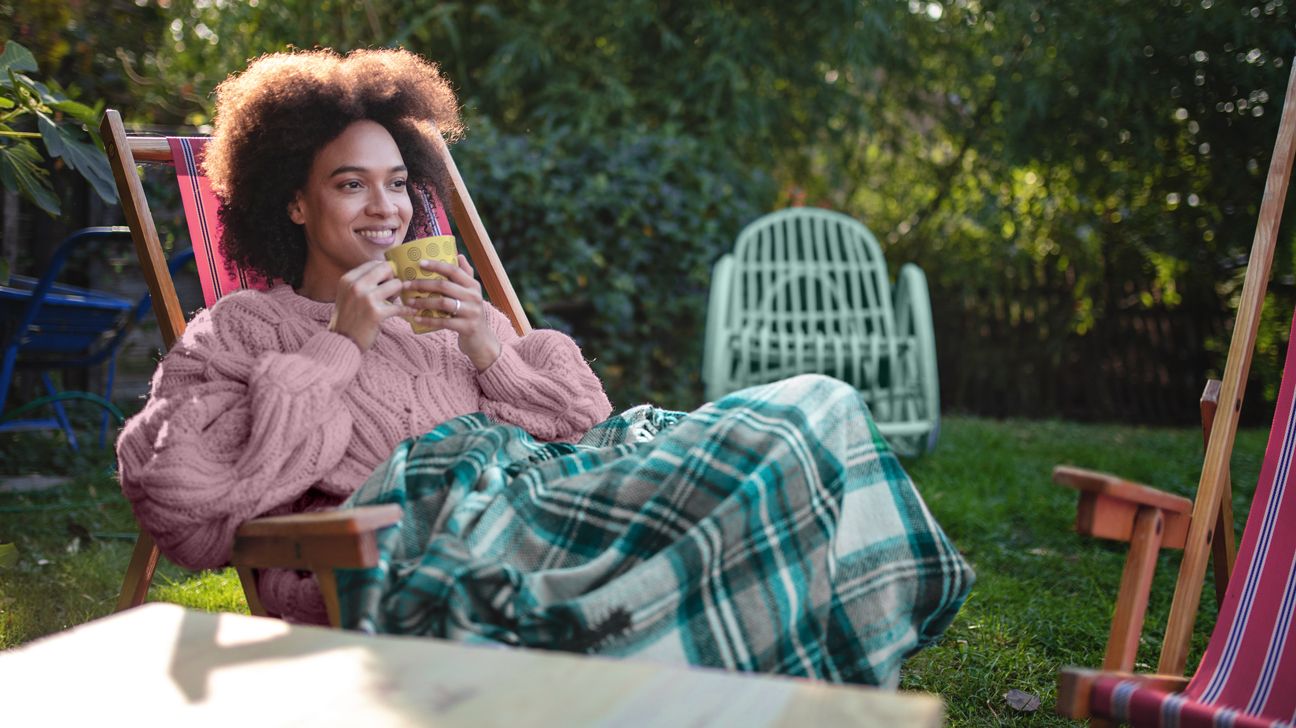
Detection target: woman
<box><xmin>117</xmin><ymin>48</ymin><xmax>972</xmax><ymax>686</ymax></box>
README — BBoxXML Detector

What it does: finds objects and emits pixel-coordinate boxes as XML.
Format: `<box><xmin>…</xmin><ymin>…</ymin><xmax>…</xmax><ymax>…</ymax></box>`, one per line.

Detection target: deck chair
<box><xmin>702</xmin><ymin>207</ymin><xmax>939</xmax><ymax>456</ymax></box>
<box><xmin>1054</xmin><ymin>57</ymin><xmax>1296</xmax><ymax>727</ymax></box>
<box><xmin>101</xmin><ymin>109</ymin><xmax>531</xmax><ymax>627</ymax></box>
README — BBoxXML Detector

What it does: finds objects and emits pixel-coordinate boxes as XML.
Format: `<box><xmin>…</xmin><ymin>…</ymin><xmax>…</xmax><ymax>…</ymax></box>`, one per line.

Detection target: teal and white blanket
<box><xmin>337</xmin><ymin>375</ymin><xmax>973</xmax><ymax>686</ymax></box>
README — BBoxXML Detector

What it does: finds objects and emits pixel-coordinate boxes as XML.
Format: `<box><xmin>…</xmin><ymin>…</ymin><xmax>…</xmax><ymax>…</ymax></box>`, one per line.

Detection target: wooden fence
<box><xmin>930</xmin><ymin>264</ymin><xmax>1282</xmax><ymax>426</ymax></box>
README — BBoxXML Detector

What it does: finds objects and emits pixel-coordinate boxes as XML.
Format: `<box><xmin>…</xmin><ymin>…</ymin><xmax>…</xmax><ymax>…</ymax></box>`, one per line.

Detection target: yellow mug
<box><xmin>383</xmin><ymin>235</ymin><xmax>458</xmax><ymax>333</ymax></box>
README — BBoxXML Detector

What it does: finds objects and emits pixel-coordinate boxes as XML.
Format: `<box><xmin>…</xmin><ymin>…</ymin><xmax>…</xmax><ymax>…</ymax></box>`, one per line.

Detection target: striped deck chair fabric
<box><xmin>166</xmin><ymin>137</ymin><xmax>453</xmax><ymax>306</ymax></box>
<box><xmin>1087</xmin><ymin>308</ymin><xmax>1296</xmax><ymax>727</ymax></box>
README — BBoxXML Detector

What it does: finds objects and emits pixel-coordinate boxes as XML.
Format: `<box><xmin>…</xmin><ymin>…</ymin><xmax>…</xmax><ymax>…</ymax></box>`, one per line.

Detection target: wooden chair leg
<box><xmin>1211</xmin><ymin>488</ymin><xmax>1236</xmax><ymax>604</ymax></box>
<box><xmin>1104</xmin><ymin>507</ymin><xmax>1165</xmax><ymax>672</ymax></box>
<box><xmin>235</xmin><ymin>566</ymin><xmax>269</xmax><ymax>617</ymax></box>
<box><xmin>1200</xmin><ymin>379</ymin><xmax>1237</xmax><ymax>604</ymax></box>
<box><xmin>115</xmin><ymin>532</ymin><xmax>160</xmax><ymax>612</ymax></box>
<box><xmin>316</xmin><ymin>569</ymin><xmax>342</xmax><ymax>628</ymax></box>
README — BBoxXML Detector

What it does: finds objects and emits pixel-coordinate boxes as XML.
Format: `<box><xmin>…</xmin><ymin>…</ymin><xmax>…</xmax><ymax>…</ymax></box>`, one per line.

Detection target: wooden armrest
<box><xmin>1053</xmin><ymin>466</ymin><xmax>1193</xmax><ymax>513</ymax></box>
<box><xmin>230</xmin><ymin>504</ymin><xmax>402</xmax><ymax>571</ymax></box>
<box><xmin>236</xmin><ymin>504</ymin><xmax>402</xmax><ymax>537</ymax></box>
<box><xmin>1057</xmin><ymin>666</ymin><xmax>1189</xmax><ymax>719</ymax></box>
<box><xmin>1053</xmin><ymin>466</ymin><xmax>1192</xmax><ymax>548</ymax></box>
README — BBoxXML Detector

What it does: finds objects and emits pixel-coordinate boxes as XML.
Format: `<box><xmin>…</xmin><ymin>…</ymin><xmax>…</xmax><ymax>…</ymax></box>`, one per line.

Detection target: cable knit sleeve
<box><xmin>115</xmin><ymin>292</ymin><xmax>363</xmax><ymax>571</ymax></box>
<box><xmin>475</xmin><ymin>305</ymin><xmax>613</xmax><ymax>441</ymax></box>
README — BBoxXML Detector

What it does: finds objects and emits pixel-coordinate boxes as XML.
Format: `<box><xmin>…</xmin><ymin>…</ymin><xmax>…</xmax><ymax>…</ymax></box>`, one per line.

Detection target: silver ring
<box><xmin>452</xmin><ymin>298</ymin><xmax>462</xmax><ymax>317</ymax></box>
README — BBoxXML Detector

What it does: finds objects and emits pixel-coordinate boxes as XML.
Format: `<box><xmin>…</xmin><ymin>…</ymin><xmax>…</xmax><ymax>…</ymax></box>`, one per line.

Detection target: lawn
<box><xmin>0</xmin><ymin>412</ymin><xmax>1267</xmax><ymax>727</ymax></box>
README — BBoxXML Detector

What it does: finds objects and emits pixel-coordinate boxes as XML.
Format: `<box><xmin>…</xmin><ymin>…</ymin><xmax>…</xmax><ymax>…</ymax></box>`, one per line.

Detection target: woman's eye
<box><xmin>341</xmin><ymin>180</ymin><xmax>362</xmax><ymax>190</ymax></box>
<box><xmin>391</xmin><ymin>179</ymin><xmax>408</xmax><ymax>189</ymax></box>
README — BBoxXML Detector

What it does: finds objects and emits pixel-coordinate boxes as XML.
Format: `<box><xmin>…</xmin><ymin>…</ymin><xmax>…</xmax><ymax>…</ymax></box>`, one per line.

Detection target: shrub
<box><xmin>453</xmin><ymin>120</ymin><xmax>776</xmax><ymax>410</ymax></box>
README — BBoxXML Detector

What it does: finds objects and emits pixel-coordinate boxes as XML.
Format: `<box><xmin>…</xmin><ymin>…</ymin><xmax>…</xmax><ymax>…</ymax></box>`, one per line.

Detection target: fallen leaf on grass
<box><xmin>1004</xmin><ymin>689</ymin><xmax>1041</xmax><ymax>712</ymax></box>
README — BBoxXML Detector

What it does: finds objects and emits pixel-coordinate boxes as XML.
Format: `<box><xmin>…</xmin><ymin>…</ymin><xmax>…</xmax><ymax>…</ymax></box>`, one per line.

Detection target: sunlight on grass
<box><xmin>150</xmin><ymin>568</ymin><xmax>248</xmax><ymax>614</ymax></box>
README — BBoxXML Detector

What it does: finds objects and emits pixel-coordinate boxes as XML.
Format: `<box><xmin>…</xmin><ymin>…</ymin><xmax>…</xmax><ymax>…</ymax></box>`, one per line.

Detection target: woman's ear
<box><xmin>287</xmin><ymin>193</ymin><xmax>305</xmax><ymax>225</ymax></box>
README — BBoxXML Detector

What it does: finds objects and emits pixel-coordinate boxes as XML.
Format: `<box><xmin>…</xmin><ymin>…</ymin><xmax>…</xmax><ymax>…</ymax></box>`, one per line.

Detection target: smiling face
<box><xmin>289</xmin><ymin>119</ymin><xmax>413</xmax><ymax>300</ymax></box>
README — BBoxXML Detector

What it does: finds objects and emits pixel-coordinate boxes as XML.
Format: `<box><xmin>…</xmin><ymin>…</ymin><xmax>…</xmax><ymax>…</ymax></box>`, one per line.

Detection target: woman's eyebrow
<box><xmin>328</xmin><ymin>164</ymin><xmax>408</xmax><ymax>177</ymax></box>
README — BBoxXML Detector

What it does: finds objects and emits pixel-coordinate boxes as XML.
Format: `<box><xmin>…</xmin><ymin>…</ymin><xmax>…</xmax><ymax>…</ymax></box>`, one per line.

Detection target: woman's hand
<box><xmin>406</xmin><ymin>254</ymin><xmax>502</xmax><ymax>370</ymax></box>
<box><xmin>328</xmin><ymin>260</ymin><xmax>408</xmax><ymax>351</ymax></box>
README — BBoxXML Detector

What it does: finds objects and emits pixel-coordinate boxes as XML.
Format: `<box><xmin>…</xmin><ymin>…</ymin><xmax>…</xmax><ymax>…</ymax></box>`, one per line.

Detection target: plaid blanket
<box><xmin>336</xmin><ymin>374</ymin><xmax>973</xmax><ymax>686</ymax></box>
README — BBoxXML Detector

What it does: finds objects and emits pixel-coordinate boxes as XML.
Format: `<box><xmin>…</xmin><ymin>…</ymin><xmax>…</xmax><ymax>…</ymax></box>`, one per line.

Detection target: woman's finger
<box><xmin>405</xmin><ymin>277</ymin><xmax>478</xmax><ymax>303</ymax></box>
<box><xmin>371</xmin><ymin>277</ymin><xmax>406</xmax><ymax>303</ymax></box>
<box><xmin>419</xmin><ymin>256</ymin><xmax>479</xmax><ymax>291</ymax></box>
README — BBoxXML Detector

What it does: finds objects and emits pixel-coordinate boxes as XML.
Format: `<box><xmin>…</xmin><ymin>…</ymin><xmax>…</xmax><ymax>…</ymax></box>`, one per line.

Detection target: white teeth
<box><xmin>357</xmin><ymin>229</ymin><xmax>396</xmax><ymax>240</ymax></box>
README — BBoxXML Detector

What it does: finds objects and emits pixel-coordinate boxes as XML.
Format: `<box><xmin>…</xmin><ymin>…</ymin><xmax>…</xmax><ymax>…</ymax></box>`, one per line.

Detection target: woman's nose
<box><xmin>366</xmin><ymin>188</ymin><xmax>399</xmax><ymax>216</ymax></box>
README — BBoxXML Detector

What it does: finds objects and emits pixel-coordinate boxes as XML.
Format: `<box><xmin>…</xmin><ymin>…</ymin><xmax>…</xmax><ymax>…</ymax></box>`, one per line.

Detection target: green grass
<box><xmin>0</xmin><ymin>427</ymin><xmax>247</xmax><ymax>649</ymax></box>
<box><xmin>0</xmin><ymin>414</ymin><xmax>1266</xmax><ymax>726</ymax></box>
<box><xmin>898</xmin><ymin>416</ymin><xmax>1265</xmax><ymax>726</ymax></box>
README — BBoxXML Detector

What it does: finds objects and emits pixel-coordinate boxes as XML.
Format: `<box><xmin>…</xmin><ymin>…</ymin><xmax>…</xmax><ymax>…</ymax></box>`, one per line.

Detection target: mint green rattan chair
<box><xmin>703</xmin><ymin>207</ymin><xmax>939</xmax><ymax>456</ymax></box>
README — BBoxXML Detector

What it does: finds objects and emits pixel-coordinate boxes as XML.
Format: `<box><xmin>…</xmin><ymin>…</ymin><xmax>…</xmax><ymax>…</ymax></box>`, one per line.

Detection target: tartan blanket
<box><xmin>336</xmin><ymin>374</ymin><xmax>973</xmax><ymax>686</ymax></box>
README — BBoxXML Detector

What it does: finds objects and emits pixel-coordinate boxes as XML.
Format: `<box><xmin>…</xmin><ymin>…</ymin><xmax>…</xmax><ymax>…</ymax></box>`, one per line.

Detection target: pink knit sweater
<box><xmin>117</xmin><ymin>284</ymin><xmax>612</xmax><ymax>622</ymax></box>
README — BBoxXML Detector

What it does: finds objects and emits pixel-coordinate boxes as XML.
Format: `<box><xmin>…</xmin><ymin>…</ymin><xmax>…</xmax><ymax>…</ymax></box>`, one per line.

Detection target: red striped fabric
<box><xmin>166</xmin><ymin>137</ymin><xmax>453</xmax><ymax>307</ymax></box>
<box><xmin>168</xmin><ymin>137</ymin><xmax>266</xmax><ymax>306</ymax></box>
<box><xmin>1090</xmin><ymin>308</ymin><xmax>1296</xmax><ymax>727</ymax></box>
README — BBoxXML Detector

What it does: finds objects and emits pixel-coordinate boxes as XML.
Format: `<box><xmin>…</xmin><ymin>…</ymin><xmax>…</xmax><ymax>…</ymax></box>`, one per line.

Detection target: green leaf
<box><xmin>36</xmin><ymin>113</ymin><xmax>64</xmax><ymax>155</ymax></box>
<box><xmin>0</xmin><ymin>42</ymin><xmax>38</xmax><ymax>76</ymax></box>
<box><xmin>37</xmin><ymin>114</ymin><xmax>116</xmax><ymax>204</ymax></box>
<box><xmin>17</xmin><ymin>75</ymin><xmax>63</xmax><ymax>106</ymax></box>
<box><xmin>0</xmin><ymin>140</ymin><xmax>60</xmax><ymax>215</ymax></box>
<box><xmin>50</xmin><ymin>99</ymin><xmax>97</xmax><ymax>125</ymax></box>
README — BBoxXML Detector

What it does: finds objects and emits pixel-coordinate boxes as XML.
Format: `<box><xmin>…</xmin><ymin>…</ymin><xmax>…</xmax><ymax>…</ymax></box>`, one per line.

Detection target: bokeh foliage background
<box><xmin>3</xmin><ymin>0</ymin><xmax>1295</xmax><ymax>415</ymax></box>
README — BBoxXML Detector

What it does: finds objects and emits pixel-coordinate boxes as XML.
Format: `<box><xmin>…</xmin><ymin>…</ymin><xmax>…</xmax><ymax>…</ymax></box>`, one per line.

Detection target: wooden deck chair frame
<box><xmin>1053</xmin><ymin>56</ymin><xmax>1296</xmax><ymax>723</ymax></box>
<box><xmin>101</xmin><ymin>109</ymin><xmax>532</xmax><ymax>627</ymax></box>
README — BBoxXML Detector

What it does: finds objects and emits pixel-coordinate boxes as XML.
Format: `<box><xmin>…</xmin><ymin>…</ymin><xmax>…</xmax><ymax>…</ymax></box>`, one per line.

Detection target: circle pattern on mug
<box><xmin>403</xmin><ymin>266</ymin><xmax>417</xmax><ymax>279</ymax></box>
<box><xmin>406</xmin><ymin>248</ymin><xmax>421</xmax><ymax>262</ymax></box>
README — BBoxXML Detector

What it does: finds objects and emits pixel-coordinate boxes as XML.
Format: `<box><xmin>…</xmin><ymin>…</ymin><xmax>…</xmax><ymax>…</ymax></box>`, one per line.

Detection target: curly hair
<box><xmin>203</xmin><ymin>48</ymin><xmax>464</xmax><ymax>287</ymax></box>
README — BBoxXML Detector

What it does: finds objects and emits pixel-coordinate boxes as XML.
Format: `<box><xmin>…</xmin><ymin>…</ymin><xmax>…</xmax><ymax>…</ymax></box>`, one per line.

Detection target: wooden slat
<box><xmin>1200</xmin><ymin>379</ymin><xmax>1237</xmax><ymax>604</ymax></box>
<box><xmin>104</xmin><ymin>111</ymin><xmax>185</xmax><ymax>616</ymax></box>
<box><xmin>125</xmin><ymin>137</ymin><xmax>174</xmax><ymax>163</ymax></box>
<box><xmin>235</xmin><ymin>504</ymin><xmax>401</xmax><ymax>537</ymax></box>
<box><xmin>1056</xmin><ymin>667</ymin><xmax>1189</xmax><ymax>720</ymax></box>
<box><xmin>235</xmin><ymin>566</ymin><xmax>269</xmax><ymax>617</ymax></box>
<box><xmin>114</xmin><ymin>531</ymin><xmax>160</xmax><ymax>612</ymax></box>
<box><xmin>1075</xmin><ymin>492</ymin><xmax>1190</xmax><ymax>550</ymax></box>
<box><xmin>1159</xmin><ymin>56</ymin><xmax>1296</xmax><ymax>675</ymax></box>
<box><xmin>100</xmin><ymin>110</ymin><xmax>188</xmax><ymax>349</ymax></box>
<box><xmin>230</xmin><ymin>533</ymin><xmax>384</xmax><ymax>571</ymax></box>
<box><xmin>426</xmin><ymin>123</ymin><xmax>532</xmax><ymax>336</ymax></box>
<box><xmin>1104</xmin><ymin>507</ymin><xmax>1166</xmax><ymax>672</ymax></box>
<box><xmin>1054</xmin><ymin>466</ymin><xmax>1194</xmax><ymax>514</ymax></box>
<box><xmin>316</xmin><ymin>569</ymin><xmax>342</xmax><ymax>628</ymax></box>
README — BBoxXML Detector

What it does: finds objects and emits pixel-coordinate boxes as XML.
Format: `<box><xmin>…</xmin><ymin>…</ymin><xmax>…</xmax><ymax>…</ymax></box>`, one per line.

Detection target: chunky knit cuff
<box><xmin>477</xmin><ymin>330</ymin><xmax>612</xmax><ymax>440</ymax></box>
<box><xmin>295</xmin><ymin>330</ymin><xmax>363</xmax><ymax>383</ymax></box>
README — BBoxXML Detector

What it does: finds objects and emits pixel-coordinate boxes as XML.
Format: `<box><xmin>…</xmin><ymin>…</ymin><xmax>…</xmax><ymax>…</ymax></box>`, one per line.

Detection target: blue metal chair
<box><xmin>0</xmin><ymin>226</ymin><xmax>193</xmax><ymax>449</ymax></box>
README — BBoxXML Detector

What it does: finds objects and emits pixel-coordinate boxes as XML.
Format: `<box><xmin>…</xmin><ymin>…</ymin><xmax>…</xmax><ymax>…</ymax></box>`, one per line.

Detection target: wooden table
<box><xmin>0</xmin><ymin>603</ymin><xmax>943</xmax><ymax>726</ymax></box>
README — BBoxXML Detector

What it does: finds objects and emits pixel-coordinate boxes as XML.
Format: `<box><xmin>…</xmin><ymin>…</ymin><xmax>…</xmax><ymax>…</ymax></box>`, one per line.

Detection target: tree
<box><xmin>0</xmin><ymin>41</ymin><xmax>114</xmax><ymax>217</ymax></box>
<box><xmin>49</xmin><ymin>0</ymin><xmax>1296</xmax><ymax>416</ymax></box>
